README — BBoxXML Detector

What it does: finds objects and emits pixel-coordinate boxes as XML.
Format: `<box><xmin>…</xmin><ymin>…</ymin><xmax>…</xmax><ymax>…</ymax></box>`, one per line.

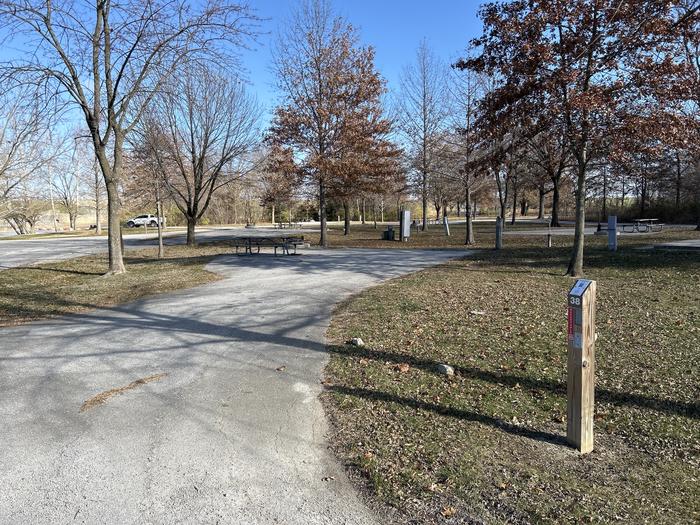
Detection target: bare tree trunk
<box><xmin>465</xmin><ymin>184</ymin><xmax>474</xmax><ymax>245</ymax></box>
<box><xmin>271</xmin><ymin>204</ymin><xmax>275</xmax><ymax>225</ymax></box>
<box><xmin>675</xmin><ymin>152</ymin><xmax>682</xmax><ymax>210</ymax></box>
<box><xmin>510</xmin><ymin>177</ymin><xmax>517</xmax><ymax>225</ymax></box>
<box><xmin>94</xmin><ymin>160</ymin><xmax>102</xmax><ymax>234</ymax></box>
<box><xmin>602</xmin><ymin>165</ymin><xmax>608</xmax><ymax>218</ymax></box>
<box><xmin>186</xmin><ymin>216</ymin><xmax>196</xmax><ymax>246</ymax></box>
<box><xmin>49</xmin><ymin>181</ymin><xmax>58</xmax><ymax>232</ymax></box>
<box><xmin>156</xmin><ymin>185</ymin><xmax>164</xmax><ymax>259</ymax></box>
<box><xmin>695</xmin><ymin>158</ymin><xmax>700</xmax><ymax>231</ymax></box>
<box><xmin>319</xmin><ymin>178</ymin><xmax>328</xmax><ymax>247</ymax></box>
<box><xmin>105</xmin><ymin>177</ymin><xmax>126</xmax><ymax>274</ymax></box>
<box><xmin>551</xmin><ymin>180</ymin><xmax>561</xmax><ymax>227</ymax></box>
<box><xmin>343</xmin><ymin>200</ymin><xmax>351</xmax><ymax>235</ymax></box>
<box><xmin>422</xmin><ymin>170</ymin><xmax>428</xmax><ymax>231</ymax></box>
<box><xmin>361</xmin><ymin>199</ymin><xmax>366</xmax><ymax>225</ymax></box>
<box><xmin>567</xmin><ymin>161</ymin><xmax>587</xmax><ymax>277</ymax></box>
<box><xmin>538</xmin><ymin>188</ymin><xmax>545</xmax><ymax>220</ymax></box>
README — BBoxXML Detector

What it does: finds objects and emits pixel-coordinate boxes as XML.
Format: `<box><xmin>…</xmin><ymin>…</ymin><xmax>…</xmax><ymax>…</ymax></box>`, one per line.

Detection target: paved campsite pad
<box><xmin>0</xmin><ymin>248</ymin><xmax>461</xmax><ymax>524</ymax></box>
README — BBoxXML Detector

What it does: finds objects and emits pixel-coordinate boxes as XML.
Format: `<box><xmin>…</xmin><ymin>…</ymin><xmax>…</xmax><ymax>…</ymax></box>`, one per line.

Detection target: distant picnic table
<box><xmin>621</xmin><ymin>218</ymin><xmax>664</xmax><ymax>233</ymax></box>
<box><xmin>231</xmin><ymin>235</ymin><xmax>305</xmax><ymax>256</ymax></box>
<box><xmin>274</xmin><ymin>222</ymin><xmax>303</xmax><ymax>229</ymax></box>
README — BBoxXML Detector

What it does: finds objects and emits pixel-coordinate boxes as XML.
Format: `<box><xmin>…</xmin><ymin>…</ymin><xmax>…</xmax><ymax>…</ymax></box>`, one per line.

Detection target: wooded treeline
<box><xmin>0</xmin><ymin>0</ymin><xmax>697</xmax><ymax>275</ymax></box>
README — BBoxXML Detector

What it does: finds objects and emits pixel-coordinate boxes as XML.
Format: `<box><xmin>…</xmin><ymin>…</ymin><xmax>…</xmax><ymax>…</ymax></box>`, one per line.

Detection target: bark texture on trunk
<box><xmin>343</xmin><ymin>201</ymin><xmax>350</xmax><ymax>236</ymax></box>
<box><xmin>551</xmin><ymin>181</ymin><xmax>561</xmax><ymax>227</ymax></box>
<box><xmin>422</xmin><ymin>171</ymin><xmax>428</xmax><ymax>231</ymax></box>
<box><xmin>567</xmin><ymin>162</ymin><xmax>587</xmax><ymax>277</ymax></box>
<box><xmin>105</xmin><ymin>178</ymin><xmax>126</xmax><ymax>275</ymax></box>
<box><xmin>156</xmin><ymin>186</ymin><xmax>164</xmax><ymax>259</ymax></box>
<box><xmin>319</xmin><ymin>179</ymin><xmax>328</xmax><ymax>247</ymax></box>
<box><xmin>465</xmin><ymin>185</ymin><xmax>474</xmax><ymax>245</ymax></box>
<box><xmin>186</xmin><ymin>216</ymin><xmax>196</xmax><ymax>246</ymax></box>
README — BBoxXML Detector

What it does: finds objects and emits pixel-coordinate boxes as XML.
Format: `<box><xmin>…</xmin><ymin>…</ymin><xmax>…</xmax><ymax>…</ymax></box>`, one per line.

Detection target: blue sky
<box><xmin>241</xmin><ymin>0</ymin><xmax>483</xmax><ymax>122</ymax></box>
<box><xmin>0</xmin><ymin>1</ymin><xmax>484</xmax><ymax>128</ymax></box>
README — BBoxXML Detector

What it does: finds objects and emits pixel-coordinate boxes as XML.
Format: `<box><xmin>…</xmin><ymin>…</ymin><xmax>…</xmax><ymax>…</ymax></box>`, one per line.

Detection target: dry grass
<box><xmin>323</xmin><ymin>231</ymin><xmax>700</xmax><ymax>524</ymax></box>
<box><xmin>80</xmin><ymin>373</ymin><xmax>167</xmax><ymax>412</ymax></box>
<box><xmin>0</xmin><ymin>242</ymin><xmax>242</xmax><ymax>326</ymax></box>
<box><xmin>305</xmin><ymin>221</ymin><xmax>700</xmax><ymax>251</ymax></box>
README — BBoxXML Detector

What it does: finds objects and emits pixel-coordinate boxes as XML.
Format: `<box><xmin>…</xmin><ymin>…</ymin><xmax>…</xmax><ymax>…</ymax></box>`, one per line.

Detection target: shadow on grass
<box><xmin>327</xmin><ymin>384</ymin><xmax>569</xmax><ymax>447</ymax></box>
<box><xmin>327</xmin><ymin>344</ymin><xmax>700</xmax><ymax>420</ymax></box>
<box><xmin>464</xmin><ymin>245</ymin><xmax>700</xmax><ymax>274</ymax></box>
<box><xmin>8</xmin><ymin>265</ymin><xmax>105</xmax><ymax>276</ymax></box>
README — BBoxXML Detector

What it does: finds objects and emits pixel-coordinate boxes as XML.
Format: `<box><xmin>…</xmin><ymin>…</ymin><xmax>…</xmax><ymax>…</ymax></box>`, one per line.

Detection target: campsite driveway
<box><xmin>0</xmin><ymin>248</ymin><xmax>462</xmax><ymax>524</ymax></box>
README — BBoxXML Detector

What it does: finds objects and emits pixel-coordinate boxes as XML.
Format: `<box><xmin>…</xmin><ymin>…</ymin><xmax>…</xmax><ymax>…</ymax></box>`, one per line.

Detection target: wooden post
<box><xmin>443</xmin><ymin>215</ymin><xmax>450</xmax><ymax>237</ymax></box>
<box><xmin>567</xmin><ymin>279</ymin><xmax>596</xmax><ymax>454</ymax></box>
<box><xmin>495</xmin><ymin>217</ymin><xmax>503</xmax><ymax>250</ymax></box>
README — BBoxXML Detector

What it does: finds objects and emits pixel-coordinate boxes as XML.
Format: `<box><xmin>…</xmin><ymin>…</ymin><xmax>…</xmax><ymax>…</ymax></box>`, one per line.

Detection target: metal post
<box><xmin>567</xmin><ymin>279</ymin><xmax>597</xmax><ymax>454</ymax></box>
<box><xmin>443</xmin><ymin>215</ymin><xmax>450</xmax><ymax>237</ymax></box>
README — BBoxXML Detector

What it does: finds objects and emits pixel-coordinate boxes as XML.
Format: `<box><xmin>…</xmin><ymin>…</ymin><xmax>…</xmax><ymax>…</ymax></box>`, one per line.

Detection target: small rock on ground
<box><xmin>436</xmin><ymin>363</ymin><xmax>454</xmax><ymax>376</ymax></box>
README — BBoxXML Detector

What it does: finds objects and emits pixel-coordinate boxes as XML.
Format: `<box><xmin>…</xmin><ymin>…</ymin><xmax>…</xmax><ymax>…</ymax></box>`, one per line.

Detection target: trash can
<box><xmin>382</xmin><ymin>226</ymin><xmax>395</xmax><ymax>241</ymax></box>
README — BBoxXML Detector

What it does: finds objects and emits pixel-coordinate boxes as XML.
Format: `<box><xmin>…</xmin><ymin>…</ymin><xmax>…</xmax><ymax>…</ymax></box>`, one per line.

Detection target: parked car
<box><xmin>125</xmin><ymin>214</ymin><xmax>165</xmax><ymax>228</ymax></box>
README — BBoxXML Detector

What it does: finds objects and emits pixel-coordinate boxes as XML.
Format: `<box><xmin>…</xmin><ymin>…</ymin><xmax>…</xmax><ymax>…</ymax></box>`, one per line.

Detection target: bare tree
<box><xmin>0</xmin><ymin>88</ymin><xmax>50</xmax><ymax>218</ymax></box>
<box><xmin>0</xmin><ymin>1</ymin><xmax>257</xmax><ymax>273</ymax></box>
<box><xmin>143</xmin><ymin>66</ymin><xmax>260</xmax><ymax>245</ymax></box>
<box><xmin>396</xmin><ymin>40</ymin><xmax>449</xmax><ymax>231</ymax></box>
<box><xmin>449</xmin><ymin>64</ymin><xmax>486</xmax><ymax>244</ymax></box>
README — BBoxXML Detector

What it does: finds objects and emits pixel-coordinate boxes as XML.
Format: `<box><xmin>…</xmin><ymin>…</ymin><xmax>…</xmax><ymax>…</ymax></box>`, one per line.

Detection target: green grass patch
<box><xmin>323</xmin><ymin>235</ymin><xmax>700</xmax><ymax>524</ymax></box>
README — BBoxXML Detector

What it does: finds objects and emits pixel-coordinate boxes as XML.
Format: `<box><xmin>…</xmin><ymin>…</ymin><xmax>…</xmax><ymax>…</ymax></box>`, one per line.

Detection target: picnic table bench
<box><xmin>621</xmin><ymin>218</ymin><xmax>664</xmax><ymax>233</ymax></box>
<box><xmin>231</xmin><ymin>235</ymin><xmax>305</xmax><ymax>256</ymax></box>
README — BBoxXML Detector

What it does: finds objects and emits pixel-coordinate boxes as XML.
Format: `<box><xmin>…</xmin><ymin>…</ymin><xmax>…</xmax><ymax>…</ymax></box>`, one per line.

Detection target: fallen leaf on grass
<box><xmin>441</xmin><ymin>507</ymin><xmax>457</xmax><ymax>518</ymax></box>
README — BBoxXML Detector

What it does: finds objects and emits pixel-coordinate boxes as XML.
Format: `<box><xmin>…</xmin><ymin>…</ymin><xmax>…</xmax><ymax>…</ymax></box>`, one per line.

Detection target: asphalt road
<box><xmin>0</xmin><ymin>228</ymin><xmax>309</xmax><ymax>271</ymax></box>
<box><xmin>0</xmin><ymin>248</ymin><xmax>463</xmax><ymax>524</ymax></box>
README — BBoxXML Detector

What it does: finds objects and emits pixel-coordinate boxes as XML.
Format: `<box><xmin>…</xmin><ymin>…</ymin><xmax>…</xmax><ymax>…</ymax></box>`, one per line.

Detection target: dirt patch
<box><xmin>80</xmin><ymin>373</ymin><xmax>167</xmax><ymax>412</ymax></box>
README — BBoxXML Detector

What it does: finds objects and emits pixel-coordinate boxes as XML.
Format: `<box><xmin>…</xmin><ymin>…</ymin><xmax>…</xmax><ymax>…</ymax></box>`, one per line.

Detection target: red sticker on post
<box><xmin>567</xmin><ymin>307</ymin><xmax>575</xmax><ymax>338</ymax></box>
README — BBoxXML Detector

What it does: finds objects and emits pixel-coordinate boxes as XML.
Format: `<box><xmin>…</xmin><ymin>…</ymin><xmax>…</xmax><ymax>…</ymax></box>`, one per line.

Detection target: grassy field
<box><xmin>304</xmin><ymin>221</ymin><xmax>700</xmax><ymax>251</ymax></box>
<box><xmin>0</xmin><ymin>243</ymin><xmax>240</xmax><ymax>326</ymax></box>
<box><xmin>322</xmin><ymin>227</ymin><xmax>700</xmax><ymax>524</ymax></box>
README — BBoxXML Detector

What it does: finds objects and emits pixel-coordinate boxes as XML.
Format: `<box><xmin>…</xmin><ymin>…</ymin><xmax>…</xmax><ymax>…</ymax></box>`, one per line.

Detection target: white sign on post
<box><xmin>400</xmin><ymin>209</ymin><xmax>411</xmax><ymax>241</ymax></box>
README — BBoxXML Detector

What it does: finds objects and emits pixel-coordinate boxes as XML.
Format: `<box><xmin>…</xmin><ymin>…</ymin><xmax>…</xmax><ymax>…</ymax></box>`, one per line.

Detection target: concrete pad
<box><xmin>0</xmin><ymin>248</ymin><xmax>464</xmax><ymax>524</ymax></box>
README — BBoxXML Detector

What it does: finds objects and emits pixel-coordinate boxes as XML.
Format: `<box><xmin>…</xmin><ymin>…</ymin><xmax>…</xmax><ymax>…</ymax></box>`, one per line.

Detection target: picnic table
<box><xmin>621</xmin><ymin>218</ymin><xmax>664</xmax><ymax>233</ymax></box>
<box><xmin>274</xmin><ymin>222</ymin><xmax>303</xmax><ymax>229</ymax></box>
<box><xmin>231</xmin><ymin>235</ymin><xmax>305</xmax><ymax>256</ymax></box>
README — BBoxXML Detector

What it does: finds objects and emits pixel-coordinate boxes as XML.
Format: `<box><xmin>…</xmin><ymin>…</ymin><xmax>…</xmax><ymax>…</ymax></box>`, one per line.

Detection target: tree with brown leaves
<box><xmin>465</xmin><ymin>0</ymin><xmax>673</xmax><ymax>276</ymax></box>
<box><xmin>270</xmin><ymin>0</ymin><xmax>397</xmax><ymax>245</ymax></box>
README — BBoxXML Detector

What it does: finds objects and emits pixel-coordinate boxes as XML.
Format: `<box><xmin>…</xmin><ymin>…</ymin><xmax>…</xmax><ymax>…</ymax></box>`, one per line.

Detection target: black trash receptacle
<box><xmin>382</xmin><ymin>226</ymin><xmax>395</xmax><ymax>241</ymax></box>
